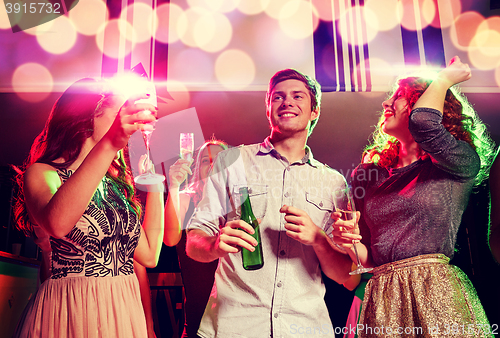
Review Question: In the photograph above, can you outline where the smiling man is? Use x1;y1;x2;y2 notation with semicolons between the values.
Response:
186;69;352;338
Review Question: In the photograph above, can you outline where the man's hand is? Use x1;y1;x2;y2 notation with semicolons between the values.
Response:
214;219;260;257
280;205;322;246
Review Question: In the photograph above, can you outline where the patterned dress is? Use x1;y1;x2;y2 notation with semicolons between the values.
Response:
15;169;147;338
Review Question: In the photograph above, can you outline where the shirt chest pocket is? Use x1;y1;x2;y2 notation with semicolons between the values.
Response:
305;192;334;229
233;184;268;219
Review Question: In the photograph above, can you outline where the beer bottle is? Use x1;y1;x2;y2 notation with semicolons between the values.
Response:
239;187;264;270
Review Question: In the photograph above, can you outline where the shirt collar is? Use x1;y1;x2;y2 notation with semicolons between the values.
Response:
258;137;319;168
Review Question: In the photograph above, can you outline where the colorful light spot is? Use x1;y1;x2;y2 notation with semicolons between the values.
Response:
12;63;53;102
449;11;485;51
237;0;270;16
215;49;255;90
121;3;154;43
278;0;318;39
69;0;109;36
95;19;134;58
36;16;77;54
194;12;232;52
154;3;185;44
365;0;399;32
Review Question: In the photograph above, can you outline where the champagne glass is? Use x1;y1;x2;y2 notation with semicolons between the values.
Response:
134;82;165;185
180;133;194;161
333;186;373;275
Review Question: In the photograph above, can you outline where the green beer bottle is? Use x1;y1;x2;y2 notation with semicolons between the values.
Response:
239;187;264;270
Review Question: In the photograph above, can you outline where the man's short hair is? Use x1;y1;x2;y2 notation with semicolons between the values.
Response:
266;69;322;136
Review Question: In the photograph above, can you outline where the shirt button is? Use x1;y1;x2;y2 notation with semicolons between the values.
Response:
274;313;279;318
286;167;291;171
319;201;323;207
279;250;286;256
284;192;290;198
277;282;282;287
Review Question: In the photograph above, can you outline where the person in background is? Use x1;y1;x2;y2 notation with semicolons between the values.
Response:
333;57;495;337
163;138;228;337
342;266;371;338
12;78;164;337
489;147;500;263
186;69;352;338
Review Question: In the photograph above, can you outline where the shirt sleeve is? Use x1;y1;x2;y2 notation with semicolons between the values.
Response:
186;150;232;236
409;107;480;180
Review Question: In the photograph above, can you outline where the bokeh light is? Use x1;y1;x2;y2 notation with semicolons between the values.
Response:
251;15;314;71
215;49;255;90
468;29;500;70
69;0;109;36
310;0;334;21
359;58;396;90
122;2;155;43
265;0;295;19
0;2;18;29
237;0;270;15
36;16;77;54
420;0;436;28
364;0;399;31
153;3;185;44
187;0;240;13
449;11;485;51
12;63;53;102
338;6;379;46
278;0;318;39
495;66;500;88
475;18;500;59
430;0;461;28
96;19;135;58
194;12;232;52
397;0;435;31
178;7;210;48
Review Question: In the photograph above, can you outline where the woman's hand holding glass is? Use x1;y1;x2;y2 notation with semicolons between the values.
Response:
168;159;193;190
331;210;361;249
332;186;373;275
104;93;157;151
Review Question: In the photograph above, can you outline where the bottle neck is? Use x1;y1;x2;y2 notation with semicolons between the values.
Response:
239;188;253;218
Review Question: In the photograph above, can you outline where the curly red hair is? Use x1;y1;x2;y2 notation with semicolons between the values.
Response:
364;76;495;185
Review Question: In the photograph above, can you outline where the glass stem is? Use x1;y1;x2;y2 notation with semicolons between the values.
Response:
352;241;362;266
143;132;152;174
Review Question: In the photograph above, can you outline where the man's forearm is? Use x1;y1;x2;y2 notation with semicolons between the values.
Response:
313;233;352;284
186;229;221;263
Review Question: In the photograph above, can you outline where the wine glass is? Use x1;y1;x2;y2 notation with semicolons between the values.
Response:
133;82;165;185
180;133;194;161
333;186;373;275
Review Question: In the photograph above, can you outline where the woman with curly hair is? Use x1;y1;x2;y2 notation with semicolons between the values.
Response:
334;56;495;337
13;78;164;337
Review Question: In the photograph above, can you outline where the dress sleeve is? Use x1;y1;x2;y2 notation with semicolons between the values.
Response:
409;107;480;179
